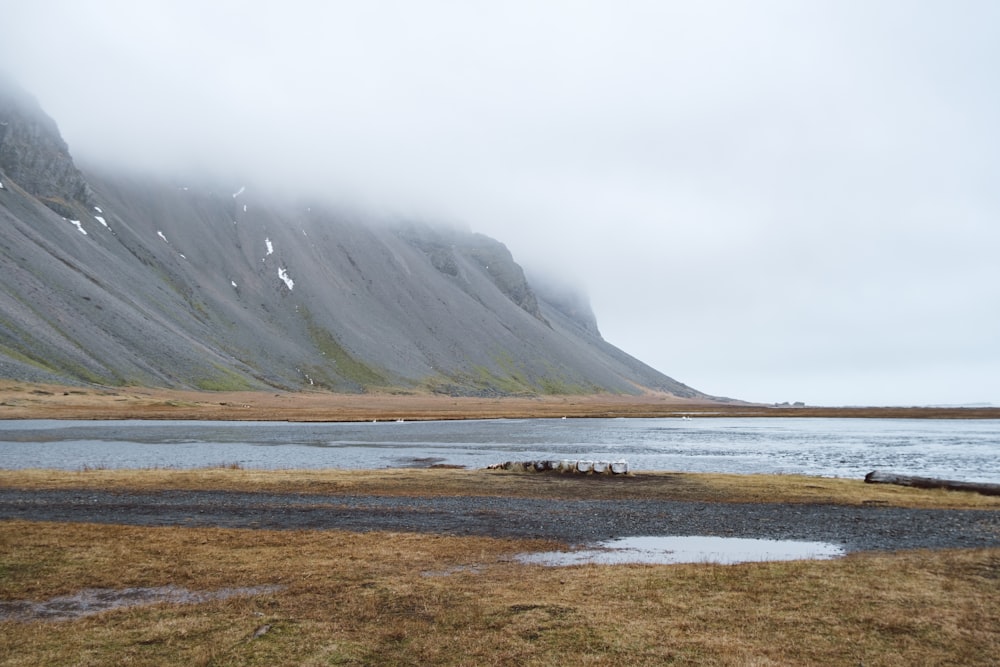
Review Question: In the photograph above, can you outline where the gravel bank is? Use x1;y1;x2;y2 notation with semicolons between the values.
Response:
2;489;998;552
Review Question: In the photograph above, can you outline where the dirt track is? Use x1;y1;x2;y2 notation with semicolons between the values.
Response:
3;488;999;553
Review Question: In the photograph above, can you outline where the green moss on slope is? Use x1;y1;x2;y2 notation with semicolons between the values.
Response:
193;363;256;391
301;308;388;389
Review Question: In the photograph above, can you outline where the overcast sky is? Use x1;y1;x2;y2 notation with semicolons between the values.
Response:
2;0;998;406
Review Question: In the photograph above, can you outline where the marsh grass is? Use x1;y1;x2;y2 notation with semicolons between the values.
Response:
1;520;998;666
2;470;998;663
2;467;999;509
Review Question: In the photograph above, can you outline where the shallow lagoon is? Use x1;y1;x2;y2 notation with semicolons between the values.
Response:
1;417;998;483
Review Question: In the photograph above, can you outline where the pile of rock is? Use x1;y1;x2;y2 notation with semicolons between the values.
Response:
487;459;629;475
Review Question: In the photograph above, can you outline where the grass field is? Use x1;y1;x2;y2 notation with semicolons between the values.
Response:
1;520;998;666
3;381;999;421
2;385;999;664
3;467;1000;509
2;468;999;665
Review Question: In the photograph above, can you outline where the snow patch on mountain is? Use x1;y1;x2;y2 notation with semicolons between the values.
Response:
68;220;86;235
278;267;294;290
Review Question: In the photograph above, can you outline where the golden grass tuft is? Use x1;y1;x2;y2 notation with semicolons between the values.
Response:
2;467;1000;509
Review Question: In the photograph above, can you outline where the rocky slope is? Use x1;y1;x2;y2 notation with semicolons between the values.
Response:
0;79;711;399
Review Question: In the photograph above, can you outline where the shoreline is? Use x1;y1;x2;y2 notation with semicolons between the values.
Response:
2;382;999;421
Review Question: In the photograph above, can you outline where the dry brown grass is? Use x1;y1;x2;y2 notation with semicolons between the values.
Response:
2;467;999;509
2;381;999;421
1;520;998;666
3;383;998;663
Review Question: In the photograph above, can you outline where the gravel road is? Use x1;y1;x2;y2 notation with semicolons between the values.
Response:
2;488;999;553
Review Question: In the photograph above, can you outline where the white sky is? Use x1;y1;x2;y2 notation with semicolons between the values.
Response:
1;0;998;406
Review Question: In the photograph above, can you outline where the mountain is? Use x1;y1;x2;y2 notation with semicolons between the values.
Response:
0;79;713;399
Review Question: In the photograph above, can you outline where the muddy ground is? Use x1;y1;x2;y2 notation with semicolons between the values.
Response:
2;487;998;553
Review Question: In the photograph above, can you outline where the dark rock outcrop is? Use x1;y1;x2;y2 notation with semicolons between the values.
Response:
399;223;546;322
0;77;92;218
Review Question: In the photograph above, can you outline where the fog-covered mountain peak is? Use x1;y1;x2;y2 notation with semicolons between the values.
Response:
0;83;711;400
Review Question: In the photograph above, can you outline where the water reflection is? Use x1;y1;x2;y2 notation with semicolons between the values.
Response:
0;585;283;622
517;535;845;566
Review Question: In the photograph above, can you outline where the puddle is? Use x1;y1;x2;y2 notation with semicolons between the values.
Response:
0;585;283;622
517;536;845;566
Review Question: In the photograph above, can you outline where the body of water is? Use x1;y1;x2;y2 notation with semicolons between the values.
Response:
516;536;846;566
0;417;998;482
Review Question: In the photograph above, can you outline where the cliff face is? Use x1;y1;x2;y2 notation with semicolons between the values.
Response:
0;81;710;399
400;225;545;322
0;78;92;218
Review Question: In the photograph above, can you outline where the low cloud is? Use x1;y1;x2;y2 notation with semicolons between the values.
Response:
2;0;998;405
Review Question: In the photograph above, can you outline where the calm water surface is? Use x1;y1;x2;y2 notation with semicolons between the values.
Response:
517;536;846;566
0;417;998;482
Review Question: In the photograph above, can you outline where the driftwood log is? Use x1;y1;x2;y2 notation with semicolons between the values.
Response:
864;470;1000;496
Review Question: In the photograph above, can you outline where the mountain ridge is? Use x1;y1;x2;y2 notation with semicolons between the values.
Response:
0;79;717;401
